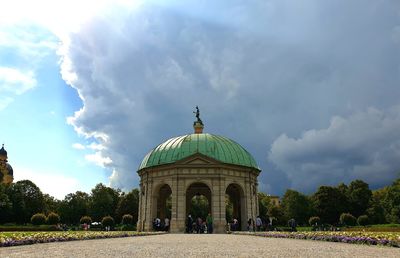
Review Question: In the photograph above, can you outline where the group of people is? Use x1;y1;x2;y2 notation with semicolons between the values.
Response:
186;213;213;234
153;217;170;232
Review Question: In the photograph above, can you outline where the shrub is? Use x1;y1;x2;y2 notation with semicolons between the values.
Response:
309;216;320;226
80;216;92;225
122;214;134;225
120;224;136;231
31;213;47;225
357;215;369;226
102;216;115;228
340;213;357;226
47;212;60;225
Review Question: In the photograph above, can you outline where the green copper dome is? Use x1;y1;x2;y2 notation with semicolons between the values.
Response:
139;133;259;170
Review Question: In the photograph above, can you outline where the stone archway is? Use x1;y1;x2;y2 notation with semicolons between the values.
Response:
186;182;212;220
151;183;172;229
226;183;246;231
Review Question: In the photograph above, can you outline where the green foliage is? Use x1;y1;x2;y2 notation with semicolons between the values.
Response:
348;180;372;217
120;224;136;231
309;216;320;226
383;179;400;223
340;213;357;226
89;184;121;221
258;192;271;221
46;212;60;225
80;216;92;225
0;184;12;223
121;214;134;225
43;194;60;214
225;194;233;222
189;195;209;220
357;215;369;226
59;191;90;224
115;189;139;224
281;189;311;225
367;188;387;224
31;213;47;225
312;186;348;224
267;205;285;225
102;216;115;227
7;180;45;224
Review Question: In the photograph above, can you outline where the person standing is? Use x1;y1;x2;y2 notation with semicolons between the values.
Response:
206;213;213;234
164;217;170;232
186;214;193;233
256;216;262;231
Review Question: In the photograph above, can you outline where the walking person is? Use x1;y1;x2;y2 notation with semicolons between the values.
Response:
206;213;213;234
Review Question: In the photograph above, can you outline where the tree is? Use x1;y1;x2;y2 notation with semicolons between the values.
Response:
348;180;372;217
309;216;320;227
312;186;348;224
115;189;139;224
31;213;46;225
43;194;60;214
102;216;115;228
339;213;356;226
281;189;311;225
89;184;121;221
0;183;12;223
80;216;92;225
7;180;45;223
122;214;134;225
58;191;90;224
47;212;60;225
357;215;369;226
367;188;387;224
267;204;284;226
258;192;271;222
383;178;400;223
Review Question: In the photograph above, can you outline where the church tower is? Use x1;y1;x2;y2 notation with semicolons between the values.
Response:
0;144;14;184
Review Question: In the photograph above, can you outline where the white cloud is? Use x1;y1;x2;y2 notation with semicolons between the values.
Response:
85;151;112;167
269;106;400;192
57;0;400;194
72;143;85;150
0;67;37;95
13;166;82;200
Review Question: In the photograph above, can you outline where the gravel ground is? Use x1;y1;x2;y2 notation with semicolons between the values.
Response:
1;234;399;258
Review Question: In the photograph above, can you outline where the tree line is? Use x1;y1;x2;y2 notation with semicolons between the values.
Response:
1;177;399;227
258;178;400;227
0;180;138;225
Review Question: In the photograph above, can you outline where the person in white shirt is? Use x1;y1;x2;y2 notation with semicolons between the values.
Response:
164;217;170;232
256;216;262;231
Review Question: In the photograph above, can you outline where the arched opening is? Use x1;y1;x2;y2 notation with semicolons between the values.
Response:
226;183;245;231
186;182;211;233
152;184;172;231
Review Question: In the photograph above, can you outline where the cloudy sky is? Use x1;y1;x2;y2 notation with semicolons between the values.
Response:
1;0;400;199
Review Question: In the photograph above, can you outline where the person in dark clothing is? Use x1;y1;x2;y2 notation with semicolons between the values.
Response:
186;214;193;233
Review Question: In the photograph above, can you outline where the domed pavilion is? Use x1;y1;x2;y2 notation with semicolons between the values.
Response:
137;108;261;233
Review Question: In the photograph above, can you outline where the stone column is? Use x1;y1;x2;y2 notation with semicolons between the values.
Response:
212;175;226;233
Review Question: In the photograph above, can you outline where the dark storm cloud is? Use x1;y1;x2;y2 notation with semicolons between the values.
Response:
61;0;400;194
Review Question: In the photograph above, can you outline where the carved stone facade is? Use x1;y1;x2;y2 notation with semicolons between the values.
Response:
137;153;260;233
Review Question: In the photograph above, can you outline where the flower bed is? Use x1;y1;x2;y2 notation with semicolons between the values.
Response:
0;231;165;247
233;231;400;248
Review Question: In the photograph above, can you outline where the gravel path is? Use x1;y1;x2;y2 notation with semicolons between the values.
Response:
1;234;399;258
